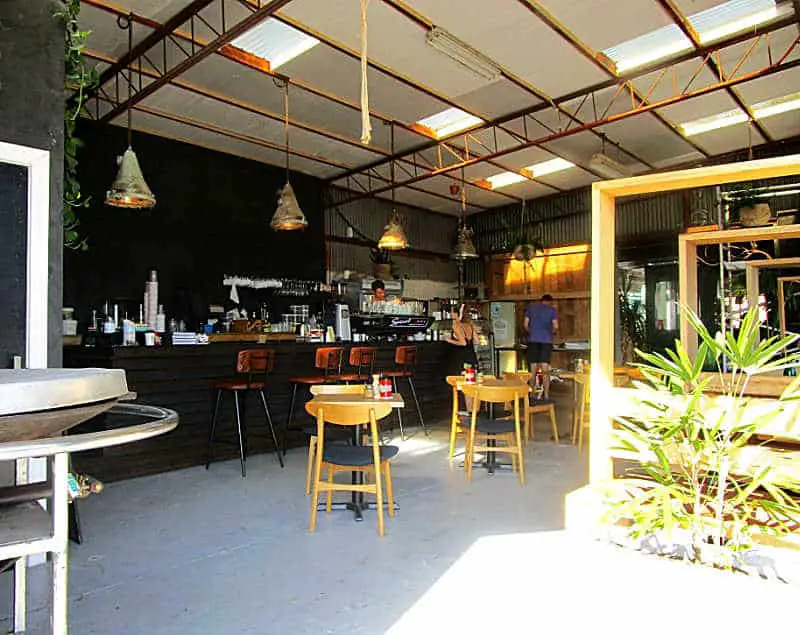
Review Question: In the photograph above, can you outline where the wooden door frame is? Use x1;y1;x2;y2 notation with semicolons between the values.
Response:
590;154;800;484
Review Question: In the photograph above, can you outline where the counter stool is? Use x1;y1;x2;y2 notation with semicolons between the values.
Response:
205;348;284;478
382;345;427;440
337;346;378;383
283;347;344;456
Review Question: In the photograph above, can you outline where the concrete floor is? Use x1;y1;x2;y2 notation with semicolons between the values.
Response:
1;417;586;635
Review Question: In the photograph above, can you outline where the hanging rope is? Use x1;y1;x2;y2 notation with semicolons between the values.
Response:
359;0;372;145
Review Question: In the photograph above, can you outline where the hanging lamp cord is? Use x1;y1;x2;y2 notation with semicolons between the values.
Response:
390;122;396;207
284;82;290;181
460;168;467;228
125;15;133;148
360;0;372;144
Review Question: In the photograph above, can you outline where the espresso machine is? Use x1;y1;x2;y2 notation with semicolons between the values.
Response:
334;303;352;341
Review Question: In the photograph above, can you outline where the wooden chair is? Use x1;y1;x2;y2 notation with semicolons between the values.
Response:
305;399;397;537
461;383;526;485
446;375;496;460
337;346;378;383
503;371;558;444
303;384;366;495
573;371;590;452
283;347;344;455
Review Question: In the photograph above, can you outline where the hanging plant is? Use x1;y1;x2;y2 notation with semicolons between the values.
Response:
56;0;97;250
509;200;545;261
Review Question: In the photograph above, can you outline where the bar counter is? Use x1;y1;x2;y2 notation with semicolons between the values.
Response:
64;341;452;481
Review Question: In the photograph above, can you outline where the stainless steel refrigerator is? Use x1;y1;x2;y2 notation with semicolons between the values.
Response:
490;302;518;374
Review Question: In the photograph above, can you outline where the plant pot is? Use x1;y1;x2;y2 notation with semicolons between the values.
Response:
373;263;391;280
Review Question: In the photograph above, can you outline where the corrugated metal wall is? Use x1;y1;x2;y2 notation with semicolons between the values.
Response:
469;187;718;253
325;186;459;282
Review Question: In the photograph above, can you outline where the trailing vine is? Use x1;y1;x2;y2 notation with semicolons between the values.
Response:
56;0;97;250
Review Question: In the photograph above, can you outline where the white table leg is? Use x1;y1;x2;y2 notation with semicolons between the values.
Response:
12;555;27;633
51;453;69;635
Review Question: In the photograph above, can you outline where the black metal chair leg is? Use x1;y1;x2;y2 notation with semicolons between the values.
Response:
69;499;83;545
283;383;298;456
408;376;428;436
392;377;405;441
240;393;249;458
205;388;222;469
259;390;284;468
233;391;246;478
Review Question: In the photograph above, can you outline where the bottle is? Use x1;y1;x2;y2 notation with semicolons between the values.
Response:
103;314;116;334
155;304;166;333
146;270;158;328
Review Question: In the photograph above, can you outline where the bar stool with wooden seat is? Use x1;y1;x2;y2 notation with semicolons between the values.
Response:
305;398;398;537
462;382;526;485
205;348;284;478
503;371;559;444
382;345;427;439
283;346;343;455
337;346;378;383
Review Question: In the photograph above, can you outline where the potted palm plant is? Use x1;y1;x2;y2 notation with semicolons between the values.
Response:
605;307;800;571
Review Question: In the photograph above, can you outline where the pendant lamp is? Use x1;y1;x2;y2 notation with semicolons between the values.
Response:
105;17;155;209
451;169;478;260
378;209;409;250
377;127;408;250
271;82;307;231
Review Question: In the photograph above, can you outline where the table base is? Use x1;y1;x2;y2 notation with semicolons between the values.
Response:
316;500;400;522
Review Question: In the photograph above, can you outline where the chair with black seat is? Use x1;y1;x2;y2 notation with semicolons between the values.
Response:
206;348;284;477
461;382;526;485
503;371;559;444
305;398;398;537
283;347;343;455
337;346;378;383
302;384;367;495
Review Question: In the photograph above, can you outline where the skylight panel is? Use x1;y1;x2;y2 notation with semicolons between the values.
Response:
530;158;575;177
481;158;575;190
691;0;787;44
679;90;800;136
603;0;785;73
414;108;483;138
603;26;691;74
484;171;528;189
231;19;319;70
680;109;749;136
751;91;800;119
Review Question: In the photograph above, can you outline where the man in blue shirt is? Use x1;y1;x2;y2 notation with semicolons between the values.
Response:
523;294;558;402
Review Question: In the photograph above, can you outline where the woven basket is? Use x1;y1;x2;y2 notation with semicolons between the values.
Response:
739;203;771;227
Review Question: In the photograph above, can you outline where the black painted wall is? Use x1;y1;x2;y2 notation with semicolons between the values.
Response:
64;120;326;328
0;0;65;367
0;165;27;366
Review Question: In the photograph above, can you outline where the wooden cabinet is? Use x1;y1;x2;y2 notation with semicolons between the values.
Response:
485;245;591;351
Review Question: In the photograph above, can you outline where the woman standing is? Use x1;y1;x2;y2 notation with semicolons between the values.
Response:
446;304;479;411
446;304;478;373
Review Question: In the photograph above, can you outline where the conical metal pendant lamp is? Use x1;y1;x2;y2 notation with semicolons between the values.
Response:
105;17;155;209
271;82;307;231
378;209;409;250
377;125;408;250
451;169;478;260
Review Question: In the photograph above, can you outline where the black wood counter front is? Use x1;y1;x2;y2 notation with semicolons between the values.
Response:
64;341;452;481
